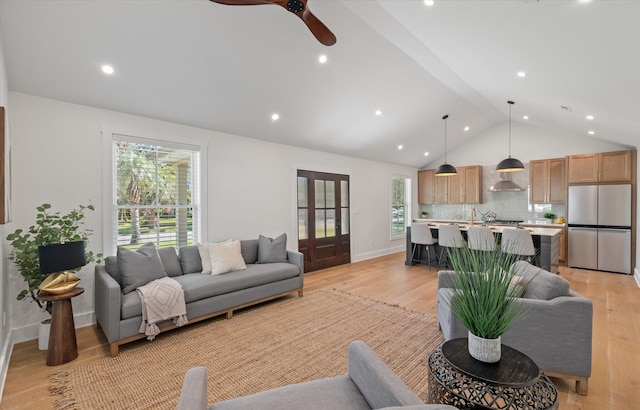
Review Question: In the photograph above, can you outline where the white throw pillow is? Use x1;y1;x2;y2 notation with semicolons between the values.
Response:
197;243;213;274
208;240;247;275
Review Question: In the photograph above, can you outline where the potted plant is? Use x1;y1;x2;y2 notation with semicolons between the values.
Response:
6;203;102;348
543;213;556;224
421;211;429;218
441;244;529;363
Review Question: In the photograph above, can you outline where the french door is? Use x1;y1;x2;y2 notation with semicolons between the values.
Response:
297;170;350;272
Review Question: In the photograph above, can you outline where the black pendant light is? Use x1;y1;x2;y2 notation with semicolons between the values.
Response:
435;114;457;176
496;100;524;172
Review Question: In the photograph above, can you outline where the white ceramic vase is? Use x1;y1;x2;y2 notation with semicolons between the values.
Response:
468;331;501;363
38;320;51;351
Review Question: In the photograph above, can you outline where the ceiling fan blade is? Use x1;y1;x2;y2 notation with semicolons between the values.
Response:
300;9;337;46
209;0;277;5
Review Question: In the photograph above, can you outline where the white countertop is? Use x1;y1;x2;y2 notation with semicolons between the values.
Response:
412;219;562;237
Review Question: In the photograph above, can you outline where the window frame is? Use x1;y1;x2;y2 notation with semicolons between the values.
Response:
102;126;208;256
391;174;411;239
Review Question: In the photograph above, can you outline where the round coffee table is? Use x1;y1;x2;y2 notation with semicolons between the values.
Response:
427;338;558;409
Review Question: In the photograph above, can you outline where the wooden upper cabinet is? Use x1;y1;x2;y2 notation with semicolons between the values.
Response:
462;165;483;204
599;150;633;182
418;169;434;204
568;150;634;184
530;158;566;204
418;166;482;204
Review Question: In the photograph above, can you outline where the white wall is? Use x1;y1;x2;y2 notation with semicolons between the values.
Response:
5;92;417;342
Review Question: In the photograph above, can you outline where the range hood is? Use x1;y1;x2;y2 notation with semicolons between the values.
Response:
488;172;525;192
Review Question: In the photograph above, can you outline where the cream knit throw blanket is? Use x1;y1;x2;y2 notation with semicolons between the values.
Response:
136;276;188;340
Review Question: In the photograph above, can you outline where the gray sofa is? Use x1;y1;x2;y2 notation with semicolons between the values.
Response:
95;239;304;356
437;261;592;395
177;341;458;410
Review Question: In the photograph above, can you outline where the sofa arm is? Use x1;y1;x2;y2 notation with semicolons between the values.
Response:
348;341;424;408
94;265;122;344
437;270;457;290
287;250;304;275
177;366;208;410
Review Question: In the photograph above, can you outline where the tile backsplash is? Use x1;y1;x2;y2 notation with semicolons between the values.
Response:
419;165;566;222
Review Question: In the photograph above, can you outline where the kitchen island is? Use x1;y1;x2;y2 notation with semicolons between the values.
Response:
406;220;562;273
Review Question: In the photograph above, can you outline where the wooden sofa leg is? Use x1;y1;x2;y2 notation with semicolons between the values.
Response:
110;343;119;357
226;311;233;320
576;377;589;395
298;289;304;297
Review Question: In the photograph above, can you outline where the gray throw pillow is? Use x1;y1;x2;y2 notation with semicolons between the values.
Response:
179;245;203;274
158;247;183;277
258;233;288;263
117;243;167;294
104;255;121;285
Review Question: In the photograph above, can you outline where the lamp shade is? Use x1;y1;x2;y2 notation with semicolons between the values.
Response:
496;157;525;172
38;241;86;274
435;163;458;176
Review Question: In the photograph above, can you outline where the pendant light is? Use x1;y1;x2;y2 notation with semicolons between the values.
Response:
435;114;457;176
496;100;524;172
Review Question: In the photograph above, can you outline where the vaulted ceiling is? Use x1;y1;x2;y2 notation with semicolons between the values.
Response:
1;0;638;168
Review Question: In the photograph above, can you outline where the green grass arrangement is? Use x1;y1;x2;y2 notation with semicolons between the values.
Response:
442;244;529;340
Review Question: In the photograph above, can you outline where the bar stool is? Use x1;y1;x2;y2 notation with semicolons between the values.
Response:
467;226;497;252
437;224;466;268
501;228;537;265
410;223;439;267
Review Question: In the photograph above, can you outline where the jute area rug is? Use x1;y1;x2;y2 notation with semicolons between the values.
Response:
50;288;444;409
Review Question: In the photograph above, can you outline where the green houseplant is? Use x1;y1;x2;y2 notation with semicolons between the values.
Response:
442;244;530;362
6;203;102;313
543;213;556;223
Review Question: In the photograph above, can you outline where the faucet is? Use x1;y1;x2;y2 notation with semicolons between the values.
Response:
470;208;476;225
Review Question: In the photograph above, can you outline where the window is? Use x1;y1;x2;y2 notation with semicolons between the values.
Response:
392;176;411;236
110;134;201;252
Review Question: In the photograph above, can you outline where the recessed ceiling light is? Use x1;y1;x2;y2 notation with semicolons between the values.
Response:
318;54;328;64
578;0;592;3
375;109;382;116
523;115;529;120
586;115;595;120
588;130;595;135
271;113;280;121
424;152;430;156
101;65;114;75
517;71;527;78
424;0;435;6
464;126;470;131
397;145;403;150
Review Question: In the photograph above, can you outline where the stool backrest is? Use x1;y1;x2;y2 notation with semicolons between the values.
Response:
411;223;436;245
438;224;466;248
501;228;535;256
467;226;497;251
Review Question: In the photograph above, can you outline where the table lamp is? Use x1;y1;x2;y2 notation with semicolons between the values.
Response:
38;241;87;295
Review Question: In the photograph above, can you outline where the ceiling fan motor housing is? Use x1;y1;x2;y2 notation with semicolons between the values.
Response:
287;0;305;13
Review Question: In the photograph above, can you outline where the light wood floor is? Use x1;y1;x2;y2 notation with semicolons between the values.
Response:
2;252;639;409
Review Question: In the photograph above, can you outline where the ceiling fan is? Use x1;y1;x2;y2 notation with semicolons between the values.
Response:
209;0;337;46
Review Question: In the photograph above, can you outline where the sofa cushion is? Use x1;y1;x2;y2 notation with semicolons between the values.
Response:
258;233;288;263
240;239;258;264
179;245;203;274
104;255;121;285
512;261;570;300
175;263;300;304
118;243;167;294
209;376;371;410
208;240;247;275
158;247;183;277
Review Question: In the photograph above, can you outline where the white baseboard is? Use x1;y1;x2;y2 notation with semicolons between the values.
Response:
352;246;405;263
10;311;96;345
634;267;640;288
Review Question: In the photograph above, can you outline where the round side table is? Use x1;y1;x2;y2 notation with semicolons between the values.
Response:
427;338;558;409
37;287;84;366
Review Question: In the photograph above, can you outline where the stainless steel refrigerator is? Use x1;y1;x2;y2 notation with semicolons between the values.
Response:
567;184;632;274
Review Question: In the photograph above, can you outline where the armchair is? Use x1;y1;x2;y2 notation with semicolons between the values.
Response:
437;261;592;395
